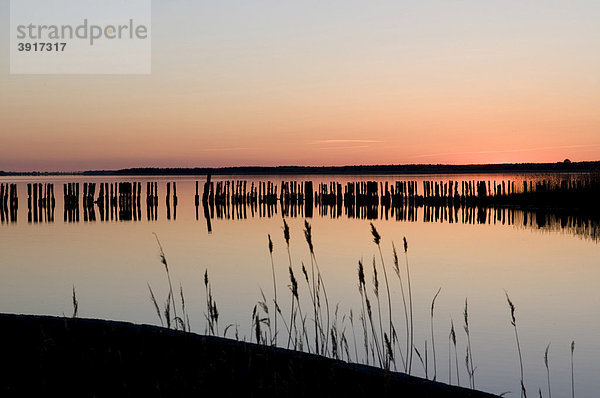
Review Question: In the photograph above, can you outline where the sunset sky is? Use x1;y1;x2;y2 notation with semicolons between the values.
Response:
1;0;599;171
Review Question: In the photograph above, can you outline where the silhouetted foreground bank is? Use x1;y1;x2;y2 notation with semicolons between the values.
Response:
0;314;498;397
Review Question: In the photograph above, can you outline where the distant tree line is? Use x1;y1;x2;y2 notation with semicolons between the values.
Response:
2;160;599;176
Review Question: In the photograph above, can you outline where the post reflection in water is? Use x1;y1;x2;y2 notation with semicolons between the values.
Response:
199;192;599;242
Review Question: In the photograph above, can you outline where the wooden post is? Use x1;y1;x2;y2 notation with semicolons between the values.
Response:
166;182;171;206
173;182;177;205
154;182;158;206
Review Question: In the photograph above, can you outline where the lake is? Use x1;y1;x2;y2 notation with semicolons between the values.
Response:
1;173;598;397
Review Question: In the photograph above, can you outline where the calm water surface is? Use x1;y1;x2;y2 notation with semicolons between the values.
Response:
1;174;598;397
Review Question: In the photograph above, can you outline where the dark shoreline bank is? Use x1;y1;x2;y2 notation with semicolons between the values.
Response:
2;160;599;176
0;314;498;397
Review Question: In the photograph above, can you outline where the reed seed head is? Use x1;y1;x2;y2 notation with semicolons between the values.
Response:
431;287;441;317
268;234;273;254
370;223;381;245
255;311;261;343
180;283;186;308
72;285;78;318
372;256;379;296
289;266;298;299
259;289;269;314
301;263;309;283
365;296;372;318
385;333;394;362
544;343;550;369
464;298;470;332
212;301;219;322
303;220;313;253
392;243;399;275
571;340;575;354
450;320;457;346
403;237;408;253
505;291;516;326
283;219;290;246
358;260;365;289
153;233;169;272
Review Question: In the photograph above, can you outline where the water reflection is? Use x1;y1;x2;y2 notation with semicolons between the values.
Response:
1;175;598;397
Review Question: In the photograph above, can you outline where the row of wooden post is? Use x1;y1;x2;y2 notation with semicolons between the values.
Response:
2;176;597;225
1;183;18;209
0;183;18;223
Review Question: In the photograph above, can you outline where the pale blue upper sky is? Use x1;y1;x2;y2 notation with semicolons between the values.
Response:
1;0;599;170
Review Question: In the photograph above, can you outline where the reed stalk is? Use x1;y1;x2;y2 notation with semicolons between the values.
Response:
403;237;414;375
285;265;310;351
204;269;219;336
294;290;311;352
544;343;551;398
372;256;387;369
392;243;409;372
357;259;383;368
287;266;296;349
180;283;190;331
358;260;370;364
466;349;471;388
72;285;78;318
464;298;475;388
349;310;359;364
425;340;429;378
370;223;394;369
164;290;172;329
451;320;460;386
448;323;452;384
268;234;277;345
301;262;320;353
339;315;351;363
282;220;298;349
330;305;340;359
296;219;319;353
305;221;330;355
252;305;262;344
274;300;291;345
365;294;384;367
505;291;525;398
385;332;395;370
430;287;441;381
147;283;163;326
414;343;427;377
571;340;575;398
258;289;273;344
154;233;178;326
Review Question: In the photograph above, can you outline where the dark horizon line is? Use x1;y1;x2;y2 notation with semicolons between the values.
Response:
1;160;599;176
